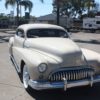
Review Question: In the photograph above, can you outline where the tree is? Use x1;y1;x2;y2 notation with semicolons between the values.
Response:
55;0;60;25
53;0;71;25
5;0;18;23
84;0;96;17
5;0;33;25
53;0;97;19
5;0;43;25
19;0;33;16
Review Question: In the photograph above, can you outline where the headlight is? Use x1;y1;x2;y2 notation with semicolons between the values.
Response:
38;63;47;73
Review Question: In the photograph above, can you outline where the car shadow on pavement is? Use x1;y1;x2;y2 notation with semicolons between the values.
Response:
27;84;100;100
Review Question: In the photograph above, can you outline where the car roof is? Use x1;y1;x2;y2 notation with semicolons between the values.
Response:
18;23;66;32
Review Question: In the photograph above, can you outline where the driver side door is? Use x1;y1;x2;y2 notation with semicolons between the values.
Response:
14;29;25;47
13;29;25;71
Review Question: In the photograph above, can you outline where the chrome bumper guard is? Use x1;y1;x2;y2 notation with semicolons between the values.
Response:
28;75;100;91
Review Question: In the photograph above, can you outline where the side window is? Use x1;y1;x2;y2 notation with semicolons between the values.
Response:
16;29;25;38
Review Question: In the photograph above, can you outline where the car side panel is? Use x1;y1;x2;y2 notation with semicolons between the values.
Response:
12;47;49;80
14;35;25;47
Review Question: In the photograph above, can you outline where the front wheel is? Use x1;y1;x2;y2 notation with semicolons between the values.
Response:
22;65;30;90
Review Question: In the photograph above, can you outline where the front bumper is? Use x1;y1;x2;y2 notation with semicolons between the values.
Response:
28;75;100;91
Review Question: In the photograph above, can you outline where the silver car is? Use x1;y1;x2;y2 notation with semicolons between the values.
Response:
9;23;100;91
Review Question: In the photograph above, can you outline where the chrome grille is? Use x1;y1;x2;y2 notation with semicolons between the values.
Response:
48;67;94;82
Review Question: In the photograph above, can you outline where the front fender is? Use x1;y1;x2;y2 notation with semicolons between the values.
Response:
81;48;100;73
13;47;48;79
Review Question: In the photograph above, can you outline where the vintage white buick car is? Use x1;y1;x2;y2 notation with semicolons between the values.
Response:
9;23;100;91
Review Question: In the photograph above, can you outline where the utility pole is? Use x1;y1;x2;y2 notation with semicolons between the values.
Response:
56;0;60;25
16;0;20;26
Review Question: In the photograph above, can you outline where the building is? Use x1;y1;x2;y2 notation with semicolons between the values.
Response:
36;14;73;29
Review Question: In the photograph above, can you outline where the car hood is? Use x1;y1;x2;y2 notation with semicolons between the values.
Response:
24;38;86;67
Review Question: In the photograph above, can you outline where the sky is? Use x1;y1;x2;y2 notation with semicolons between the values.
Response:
0;0;100;17
0;0;53;17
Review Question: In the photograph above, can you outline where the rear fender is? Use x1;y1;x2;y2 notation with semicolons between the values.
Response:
9;37;14;55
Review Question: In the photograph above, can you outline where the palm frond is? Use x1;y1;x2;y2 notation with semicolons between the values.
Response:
5;0;16;9
19;0;33;13
40;0;44;3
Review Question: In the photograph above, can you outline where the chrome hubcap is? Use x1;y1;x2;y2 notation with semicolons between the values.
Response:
23;65;30;89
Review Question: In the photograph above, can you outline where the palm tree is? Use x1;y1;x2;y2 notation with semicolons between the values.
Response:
5;0;33;25
5;0;16;8
19;0;33;17
5;0;19;25
5;0;43;25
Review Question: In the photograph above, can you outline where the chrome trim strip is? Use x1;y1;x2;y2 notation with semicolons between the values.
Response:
10;55;20;73
28;75;100;90
49;66;94;75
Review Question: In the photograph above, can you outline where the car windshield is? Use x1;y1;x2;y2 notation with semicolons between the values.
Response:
27;29;68;38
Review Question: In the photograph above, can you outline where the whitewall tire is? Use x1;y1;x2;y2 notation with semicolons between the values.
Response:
23;65;30;89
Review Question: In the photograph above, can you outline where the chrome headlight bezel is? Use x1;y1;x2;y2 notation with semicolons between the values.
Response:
38;63;47;73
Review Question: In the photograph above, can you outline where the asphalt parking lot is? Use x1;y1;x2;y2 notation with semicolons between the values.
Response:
0;31;100;100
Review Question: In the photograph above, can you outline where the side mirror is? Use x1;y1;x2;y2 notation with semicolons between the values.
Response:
17;32;24;38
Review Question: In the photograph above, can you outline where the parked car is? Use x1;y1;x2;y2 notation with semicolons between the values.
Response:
9;23;100;91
